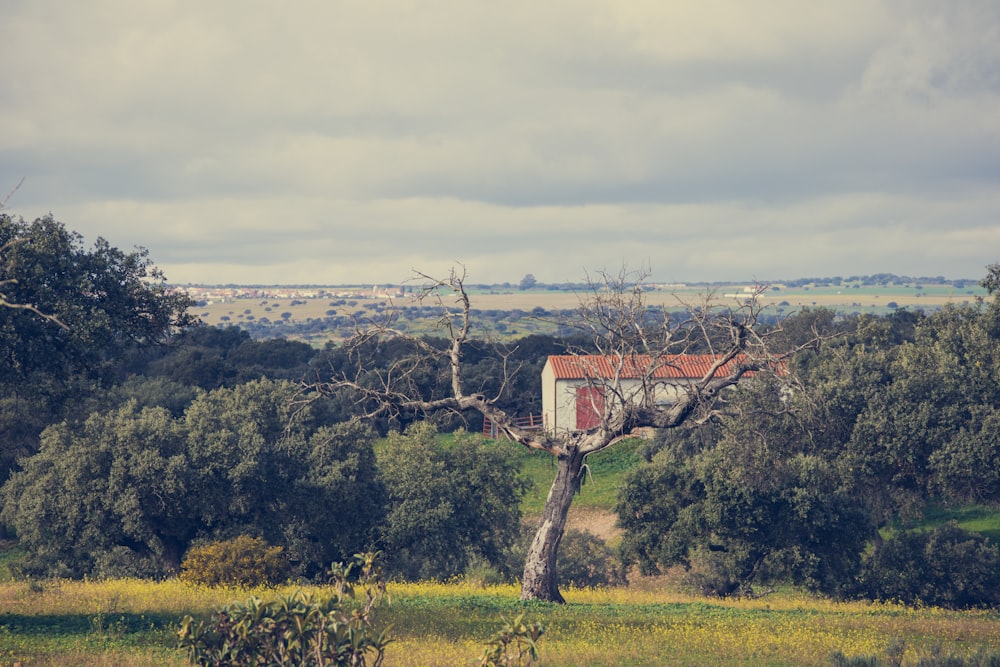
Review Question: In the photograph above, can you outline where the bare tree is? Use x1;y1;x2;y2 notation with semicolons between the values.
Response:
305;266;794;602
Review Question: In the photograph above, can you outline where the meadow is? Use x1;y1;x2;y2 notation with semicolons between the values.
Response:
1;577;999;666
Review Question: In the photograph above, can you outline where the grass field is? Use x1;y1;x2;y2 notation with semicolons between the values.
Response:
2;577;999;666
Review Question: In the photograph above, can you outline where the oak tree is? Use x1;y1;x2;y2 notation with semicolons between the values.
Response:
0;213;194;386
0;213;195;489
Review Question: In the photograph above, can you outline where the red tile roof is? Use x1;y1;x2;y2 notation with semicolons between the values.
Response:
545;354;750;380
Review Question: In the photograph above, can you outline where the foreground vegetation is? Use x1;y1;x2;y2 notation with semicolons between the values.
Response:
1;577;999;666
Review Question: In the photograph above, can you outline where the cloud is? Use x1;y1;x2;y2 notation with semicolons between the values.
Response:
1;1;998;285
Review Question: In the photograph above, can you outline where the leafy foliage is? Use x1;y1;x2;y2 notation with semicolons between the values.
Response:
1;380;385;578
376;423;529;581
619;288;1000;601
134;325;317;390
0;214;195;487
855;523;1000;609
478;613;545;667
0;213;193;387
618;415;870;597
180;535;290;587
1;400;193;577
178;552;391;666
553;529;627;589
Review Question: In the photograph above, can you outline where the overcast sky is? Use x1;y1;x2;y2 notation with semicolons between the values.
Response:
2;1;998;285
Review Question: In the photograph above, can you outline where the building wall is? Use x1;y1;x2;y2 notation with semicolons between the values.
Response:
541;362;558;432
542;359;694;435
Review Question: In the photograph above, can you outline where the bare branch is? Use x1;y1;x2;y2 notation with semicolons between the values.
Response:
0;177;25;210
302;267;559;454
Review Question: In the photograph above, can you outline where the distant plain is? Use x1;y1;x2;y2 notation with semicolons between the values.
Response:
190;280;987;333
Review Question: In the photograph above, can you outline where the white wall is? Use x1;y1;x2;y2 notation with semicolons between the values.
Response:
541;364;694;435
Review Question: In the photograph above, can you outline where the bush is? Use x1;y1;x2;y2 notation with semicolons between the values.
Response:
377;424;528;581
558;530;627;588
463;552;506;587
180;535;289;587
856;523;1000;609
680;547;746;598
478;613;545;667
178;552;390;666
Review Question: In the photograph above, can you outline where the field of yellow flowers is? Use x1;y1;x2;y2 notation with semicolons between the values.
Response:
0;577;998;666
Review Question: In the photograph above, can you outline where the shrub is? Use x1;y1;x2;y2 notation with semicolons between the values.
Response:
680;547;745;598
463;552;506;587
178;552;390;666
558;530;626;588
856;523;1000;609
180;535;289;587
377;424;528;581
478;613;545;667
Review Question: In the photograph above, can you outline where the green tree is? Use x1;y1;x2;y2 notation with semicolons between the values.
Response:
836;303;1000;521
0;214;193;386
0;401;191;576
377;423;528;581
182;380;385;575
1;379;384;578
856;523;1000;609
618;385;870;597
0;214;194;489
132;325;317;391
618;278;1000;597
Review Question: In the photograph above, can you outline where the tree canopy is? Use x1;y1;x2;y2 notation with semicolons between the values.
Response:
1;379;384;578
0;214;194;386
617;294;1000;605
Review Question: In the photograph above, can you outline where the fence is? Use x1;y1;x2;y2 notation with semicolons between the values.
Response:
482;414;545;439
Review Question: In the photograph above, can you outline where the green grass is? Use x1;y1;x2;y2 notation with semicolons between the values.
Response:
513;438;643;515
1;579;998;666
373;429;642;516
918;504;1000;542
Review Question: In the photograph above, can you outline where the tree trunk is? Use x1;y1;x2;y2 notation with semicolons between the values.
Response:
520;446;585;602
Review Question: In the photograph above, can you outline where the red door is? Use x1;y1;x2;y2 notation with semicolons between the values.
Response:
575;386;605;430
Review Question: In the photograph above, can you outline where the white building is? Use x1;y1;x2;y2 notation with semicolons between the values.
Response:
540;354;748;434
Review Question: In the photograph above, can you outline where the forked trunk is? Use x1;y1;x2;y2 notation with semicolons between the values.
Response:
520;447;585;603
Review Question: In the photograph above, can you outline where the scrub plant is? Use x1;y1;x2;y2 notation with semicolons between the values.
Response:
177;552;391;666
478;613;545;667
179;535;289;588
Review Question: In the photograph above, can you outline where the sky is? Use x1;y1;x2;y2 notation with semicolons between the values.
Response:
1;1;999;286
